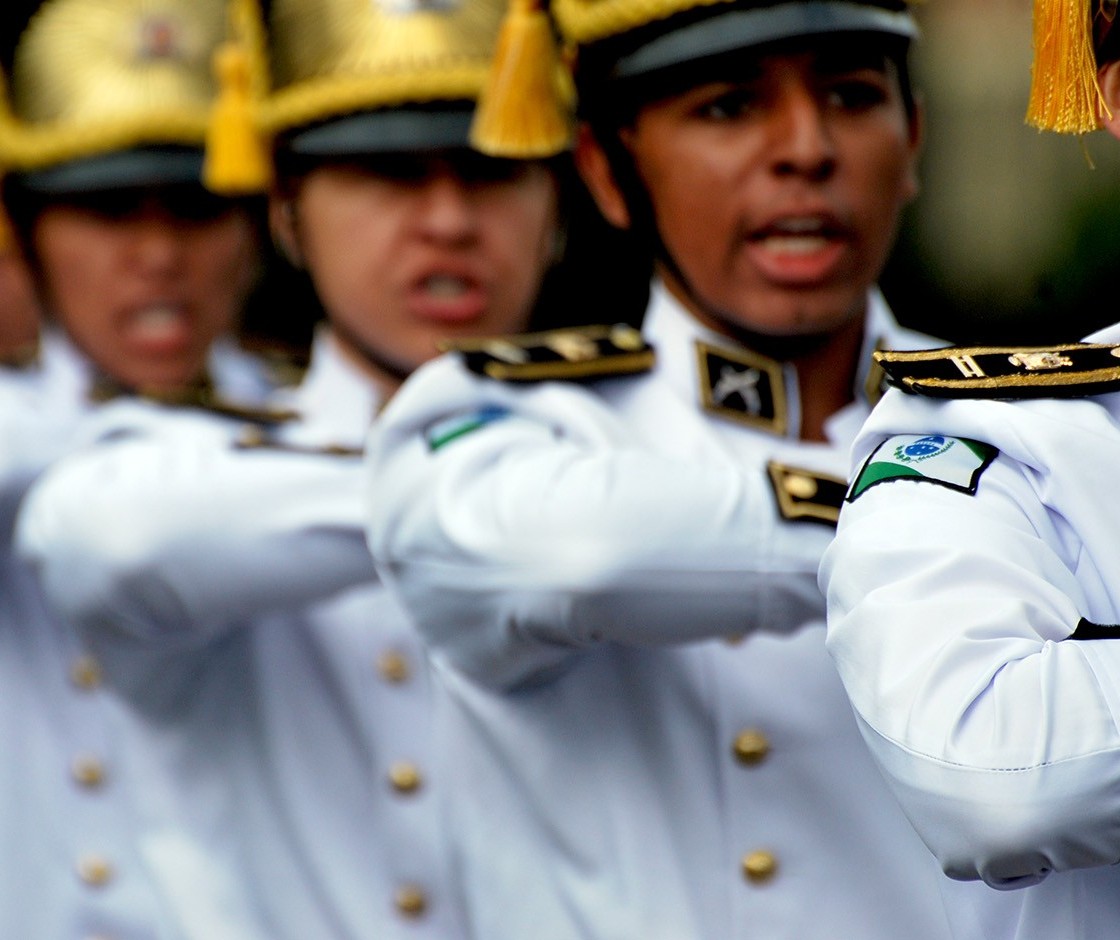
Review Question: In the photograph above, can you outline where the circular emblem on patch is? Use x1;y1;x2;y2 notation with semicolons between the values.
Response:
894;435;951;463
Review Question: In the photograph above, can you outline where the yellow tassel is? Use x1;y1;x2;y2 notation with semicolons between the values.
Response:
470;0;573;159
203;41;273;194
1027;0;1106;133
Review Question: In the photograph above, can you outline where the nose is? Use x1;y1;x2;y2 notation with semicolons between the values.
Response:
770;84;837;183
416;170;478;246
127;214;186;277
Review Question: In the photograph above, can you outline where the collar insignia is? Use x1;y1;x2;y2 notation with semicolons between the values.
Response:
767;461;846;526
696;341;786;435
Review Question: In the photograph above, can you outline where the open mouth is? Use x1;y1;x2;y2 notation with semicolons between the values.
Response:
752;217;841;253
746;215;847;284
408;272;488;323
124;305;191;349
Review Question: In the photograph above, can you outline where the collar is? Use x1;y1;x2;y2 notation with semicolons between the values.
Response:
642;280;921;440
275;327;385;449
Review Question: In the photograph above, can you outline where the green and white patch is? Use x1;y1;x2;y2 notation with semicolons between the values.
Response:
848;434;998;501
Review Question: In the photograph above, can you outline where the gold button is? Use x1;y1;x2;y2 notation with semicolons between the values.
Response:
70;656;102;690
76;854;114;887
784;473;819;500
388;762;423;794
742;850;778;884
71;755;107;789
377;651;411;684
394;884;427;917
732;729;771;766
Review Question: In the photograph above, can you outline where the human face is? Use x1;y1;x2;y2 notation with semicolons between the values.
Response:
275;152;559;384
33;188;258;391
583;39;920;340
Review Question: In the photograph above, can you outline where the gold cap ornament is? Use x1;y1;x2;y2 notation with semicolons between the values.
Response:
0;0;269;194
262;0;571;158
552;0;918;79
1027;0;1117;134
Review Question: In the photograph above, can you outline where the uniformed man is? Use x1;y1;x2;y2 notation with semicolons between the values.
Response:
819;2;1120;937
358;0;982;937
17;0;572;936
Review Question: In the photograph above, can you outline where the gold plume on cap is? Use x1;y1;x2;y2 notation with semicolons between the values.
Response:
2;0;233;172
1027;0;1108;133
262;0;508;136
470;0;574;157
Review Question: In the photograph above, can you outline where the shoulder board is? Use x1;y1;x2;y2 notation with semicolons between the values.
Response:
141;389;300;426
767;461;846;527
876;344;1120;399
234;425;362;458
90;378;300;425
444;324;654;383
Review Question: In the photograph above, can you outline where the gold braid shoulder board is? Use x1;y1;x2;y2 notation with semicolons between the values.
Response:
444;324;655;383
876;344;1120;399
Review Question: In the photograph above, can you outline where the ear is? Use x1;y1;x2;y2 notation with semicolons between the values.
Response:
902;93;925;204
573;123;631;230
268;191;304;267
1100;60;1120;140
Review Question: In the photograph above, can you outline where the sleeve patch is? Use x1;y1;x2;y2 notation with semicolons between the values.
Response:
847;434;998;501
427;406;511;451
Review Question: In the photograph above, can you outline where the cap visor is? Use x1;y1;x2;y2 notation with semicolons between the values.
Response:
16;148;204;194
284;108;476;157
614;1;917;78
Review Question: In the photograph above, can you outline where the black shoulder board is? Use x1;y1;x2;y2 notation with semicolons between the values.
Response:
444;324;654;383
876;344;1120;399
142;389;300;426
234;425;362;457
90;377;300;425
767;461;846;527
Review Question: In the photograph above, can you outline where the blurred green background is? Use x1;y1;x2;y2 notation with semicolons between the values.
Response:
883;0;1120;344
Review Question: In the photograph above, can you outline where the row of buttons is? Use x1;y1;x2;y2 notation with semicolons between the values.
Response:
381;650;432;920
71;654;118;897
734;728;778;885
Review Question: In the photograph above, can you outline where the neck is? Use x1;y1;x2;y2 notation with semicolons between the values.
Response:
327;320;408;403
662;277;866;442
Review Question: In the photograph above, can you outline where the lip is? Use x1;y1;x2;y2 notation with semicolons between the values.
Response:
743;210;851;287
405;267;490;324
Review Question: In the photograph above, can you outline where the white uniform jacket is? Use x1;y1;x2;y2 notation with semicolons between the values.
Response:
0;330;279;939
821;320;1120;939
17;331;462;939
364;282;959;940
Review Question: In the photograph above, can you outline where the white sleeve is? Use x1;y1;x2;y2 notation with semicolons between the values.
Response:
16;405;374;646
366;358;830;689
0;381;82;536
822;436;1120;889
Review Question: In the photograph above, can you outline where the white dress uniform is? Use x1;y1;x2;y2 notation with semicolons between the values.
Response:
17;329;462;939
0;329;281;939
820;321;1120;940
364;281;959;939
